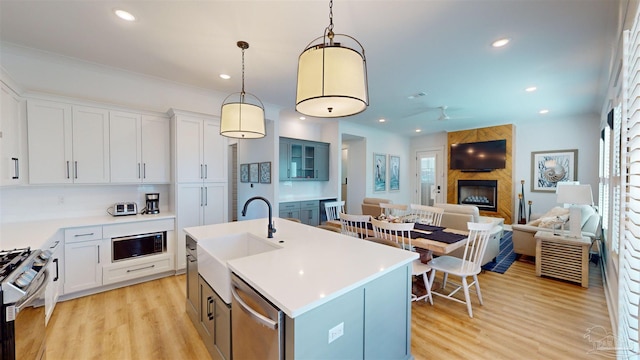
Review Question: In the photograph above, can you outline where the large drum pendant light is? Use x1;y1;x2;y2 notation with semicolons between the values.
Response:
296;0;369;118
220;41;266;139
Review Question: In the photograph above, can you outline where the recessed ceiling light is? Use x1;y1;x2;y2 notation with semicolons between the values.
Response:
114;9;136;22
491;38;510;48
525;86;537;92
539;109;549;114
415;129;422;133
379;118;385;123
299;116;306;120
219;74;231;80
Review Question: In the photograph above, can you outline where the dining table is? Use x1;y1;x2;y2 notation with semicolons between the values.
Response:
324;219;469;257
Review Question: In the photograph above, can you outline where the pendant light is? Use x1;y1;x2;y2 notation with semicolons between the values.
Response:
220;41;266;139
295;0;369;118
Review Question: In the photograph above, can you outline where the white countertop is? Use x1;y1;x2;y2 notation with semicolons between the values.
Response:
186;218;417;318
1;213;176;250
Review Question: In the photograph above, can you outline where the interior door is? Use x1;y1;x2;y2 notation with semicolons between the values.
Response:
416;150;444;205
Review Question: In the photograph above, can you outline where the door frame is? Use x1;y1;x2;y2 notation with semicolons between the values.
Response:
414;147;445;205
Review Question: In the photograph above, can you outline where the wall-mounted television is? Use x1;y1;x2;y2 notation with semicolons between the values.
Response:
449;139;507;171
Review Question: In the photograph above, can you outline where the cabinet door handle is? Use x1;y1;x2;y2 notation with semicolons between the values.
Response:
11;158;18;179
204;187;208;206
97;245;100;264
204;164;208;179
207;296;214;320
66;161;70;179
200;187;203;207
53;258;59;282
200;164;204;179
74;161;78;179
143;163;146;179
186;254;197;263
126;264;155;273
74;232;95;237
315;170;318;178
138;163;141;179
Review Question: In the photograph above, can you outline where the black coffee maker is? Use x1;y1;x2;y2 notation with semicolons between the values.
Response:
144;193;160;214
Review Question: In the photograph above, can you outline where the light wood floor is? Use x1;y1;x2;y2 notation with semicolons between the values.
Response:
46;259;611;360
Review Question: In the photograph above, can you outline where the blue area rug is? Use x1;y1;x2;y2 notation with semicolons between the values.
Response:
482;230;516;274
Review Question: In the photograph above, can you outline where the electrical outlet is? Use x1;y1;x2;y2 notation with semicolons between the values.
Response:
328;322;344;344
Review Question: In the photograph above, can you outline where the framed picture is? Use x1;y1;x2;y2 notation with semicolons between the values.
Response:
389;155;400;191
259;162;271;184
240;164;249;183
531;149;578;192
249;163;259;183
374;153;387;192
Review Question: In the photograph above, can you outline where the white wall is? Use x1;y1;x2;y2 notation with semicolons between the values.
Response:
339;121;412;207
513;115;600;217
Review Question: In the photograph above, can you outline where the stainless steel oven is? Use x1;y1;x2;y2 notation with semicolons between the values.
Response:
112;231;166;262
1;248;51;360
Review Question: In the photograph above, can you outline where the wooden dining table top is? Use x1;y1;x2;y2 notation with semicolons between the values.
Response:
325;220;468;255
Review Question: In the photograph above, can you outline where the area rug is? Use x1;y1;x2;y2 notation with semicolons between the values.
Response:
482;230;516;274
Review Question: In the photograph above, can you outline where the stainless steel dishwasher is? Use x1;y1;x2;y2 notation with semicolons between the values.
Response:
231;272;284;360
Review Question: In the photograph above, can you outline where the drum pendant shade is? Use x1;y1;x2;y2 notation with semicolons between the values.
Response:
220;41;266;139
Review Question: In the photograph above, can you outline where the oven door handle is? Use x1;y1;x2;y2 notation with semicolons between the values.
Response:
15;270;49;313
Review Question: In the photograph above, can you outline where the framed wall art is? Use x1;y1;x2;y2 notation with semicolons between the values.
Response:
531;149;578;192
374;153;387;192
389;155;400;191
240;164;249;183
259;161;271;184
249;163;259;183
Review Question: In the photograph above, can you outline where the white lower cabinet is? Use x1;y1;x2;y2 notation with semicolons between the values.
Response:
63;238;106;294
102;254;172;285
44;233;64;325
62;218;175;296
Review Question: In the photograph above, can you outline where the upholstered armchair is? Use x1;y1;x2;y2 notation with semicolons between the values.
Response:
361;197;392;217
511;205;600;257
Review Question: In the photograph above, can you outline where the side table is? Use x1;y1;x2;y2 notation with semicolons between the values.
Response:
534;231;591;288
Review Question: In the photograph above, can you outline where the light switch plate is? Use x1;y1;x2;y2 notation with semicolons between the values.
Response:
328;322;344;344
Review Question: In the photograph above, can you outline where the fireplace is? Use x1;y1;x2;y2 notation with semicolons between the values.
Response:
457;180;498;212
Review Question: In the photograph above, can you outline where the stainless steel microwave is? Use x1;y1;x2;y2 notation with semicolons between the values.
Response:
112;231;166;262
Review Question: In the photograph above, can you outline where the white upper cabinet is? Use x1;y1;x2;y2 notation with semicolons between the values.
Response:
174;112;227;183
27;99;110;184
0;82;25;186
110;111;170;184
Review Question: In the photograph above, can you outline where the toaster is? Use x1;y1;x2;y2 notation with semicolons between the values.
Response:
113;202;138;216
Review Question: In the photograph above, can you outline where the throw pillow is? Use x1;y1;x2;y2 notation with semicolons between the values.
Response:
528;207;570;227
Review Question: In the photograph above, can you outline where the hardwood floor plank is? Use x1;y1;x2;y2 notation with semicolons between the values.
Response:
46;259;610;359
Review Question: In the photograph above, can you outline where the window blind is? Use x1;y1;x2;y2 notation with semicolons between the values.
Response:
621;17;640;355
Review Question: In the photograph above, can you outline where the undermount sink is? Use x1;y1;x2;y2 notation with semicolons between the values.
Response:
197;232;281;304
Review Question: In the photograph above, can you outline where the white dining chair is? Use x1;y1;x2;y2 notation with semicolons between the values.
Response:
324;201;345;222
408;204;444;226
427;222;499;318
367;219;432;304
379;203;409;218
370;218;414;251
339;213;371;238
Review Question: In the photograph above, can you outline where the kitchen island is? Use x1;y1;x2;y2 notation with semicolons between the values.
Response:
185;217;417;359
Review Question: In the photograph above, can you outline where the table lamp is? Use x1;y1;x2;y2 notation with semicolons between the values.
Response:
556;184;593;238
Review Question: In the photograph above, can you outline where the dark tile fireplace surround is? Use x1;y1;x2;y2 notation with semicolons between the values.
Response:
457;180;498;212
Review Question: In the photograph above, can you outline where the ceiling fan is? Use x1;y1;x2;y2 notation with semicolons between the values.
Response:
438;106;451;121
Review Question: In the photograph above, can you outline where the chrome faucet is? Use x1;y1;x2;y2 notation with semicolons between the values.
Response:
241;196;276;238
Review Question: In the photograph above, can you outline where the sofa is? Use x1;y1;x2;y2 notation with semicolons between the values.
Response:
511;205;600;257
433;203;502;265
361;197;392;217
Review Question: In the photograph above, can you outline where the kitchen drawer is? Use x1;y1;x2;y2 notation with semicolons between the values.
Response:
280;202;300;211
102;254;171;285
64;226;103;243
102;218;174;238
300;200;319;209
